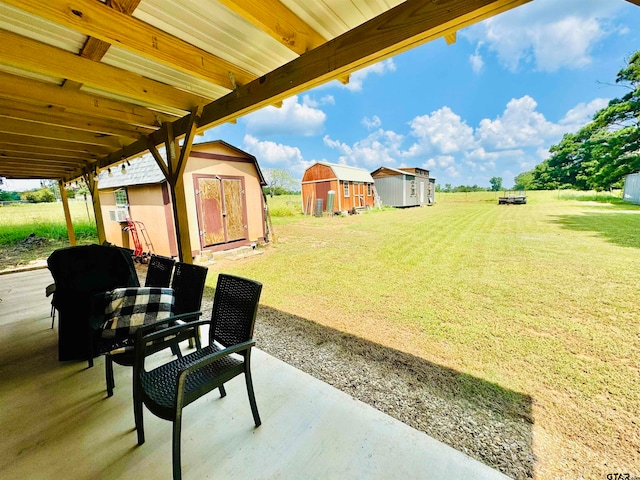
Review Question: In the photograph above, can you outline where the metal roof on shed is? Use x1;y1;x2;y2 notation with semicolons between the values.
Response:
318;162;374;183
97;152;165;189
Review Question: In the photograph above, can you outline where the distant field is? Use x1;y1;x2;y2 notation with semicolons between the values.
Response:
0;200;96;246
207;189;640;479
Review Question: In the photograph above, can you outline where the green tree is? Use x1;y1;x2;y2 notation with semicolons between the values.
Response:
22;187;56;203
489;176;503;191
513;171;535;190
263;168;299;196
526;50;640;190
0;190;21;201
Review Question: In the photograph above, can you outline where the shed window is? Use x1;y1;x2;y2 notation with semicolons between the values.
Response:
367;183;372;196
110;188;130;222
409;180;416;197
114;189;128;206
343;181;350;197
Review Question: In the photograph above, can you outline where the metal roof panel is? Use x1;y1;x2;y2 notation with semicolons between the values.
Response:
317;162;374;183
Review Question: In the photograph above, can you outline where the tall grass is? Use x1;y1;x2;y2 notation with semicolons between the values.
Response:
265;194;303;217
0;201;97;246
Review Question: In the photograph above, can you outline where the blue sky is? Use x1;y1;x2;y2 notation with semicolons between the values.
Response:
4;0;640;191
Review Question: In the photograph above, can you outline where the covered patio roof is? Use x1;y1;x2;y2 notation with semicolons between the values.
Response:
0;0;541;182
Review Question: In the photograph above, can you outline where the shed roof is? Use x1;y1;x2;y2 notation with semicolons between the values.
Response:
371;166;411;177
97;152;166;189
317;162;374;183
97;140;266;189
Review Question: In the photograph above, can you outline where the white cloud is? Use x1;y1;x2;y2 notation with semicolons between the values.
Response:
559;98;609;129
476;95;565;149
462;0;622;72
243;95;326;136
243;134;306;177
338;59;396;92
469;43;484;73
302;94;335;108
406;107;476;156
362;115;382;130
324;129;404;168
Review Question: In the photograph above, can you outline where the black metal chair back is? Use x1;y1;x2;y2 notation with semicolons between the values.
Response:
210;273;262;348
144;255;175;288
171;262;208;315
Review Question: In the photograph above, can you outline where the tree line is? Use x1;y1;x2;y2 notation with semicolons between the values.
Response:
514;50;639;191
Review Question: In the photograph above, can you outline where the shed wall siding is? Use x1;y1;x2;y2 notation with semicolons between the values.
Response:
623;173;640;205
99;185;173;256
373;172;432;207
375;175;406;206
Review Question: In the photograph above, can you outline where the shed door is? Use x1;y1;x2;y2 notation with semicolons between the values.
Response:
420;182;425;203
315;181;331;211
196;175;247;248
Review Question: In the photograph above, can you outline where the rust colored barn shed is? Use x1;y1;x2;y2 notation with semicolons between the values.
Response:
98;141;267;258
301;162;375;215
371;166;435;207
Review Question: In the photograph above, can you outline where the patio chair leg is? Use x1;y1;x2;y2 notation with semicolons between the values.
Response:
194;326;201;350
105;354;114;397
219;385;226;398
245;370;261;427
170;343;183;359
172;414;183;480
134;395;145;445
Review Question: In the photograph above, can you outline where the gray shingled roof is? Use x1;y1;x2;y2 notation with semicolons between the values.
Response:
97;152;165;189
317;162;374;183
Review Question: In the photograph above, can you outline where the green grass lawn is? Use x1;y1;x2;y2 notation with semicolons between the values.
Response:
0;200;96;245
0;200;97;268
213;190;640;478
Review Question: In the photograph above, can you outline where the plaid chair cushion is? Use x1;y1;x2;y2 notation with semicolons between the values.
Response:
100;287;174;353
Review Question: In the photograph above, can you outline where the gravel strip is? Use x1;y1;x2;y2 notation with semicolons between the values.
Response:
199;293;536;480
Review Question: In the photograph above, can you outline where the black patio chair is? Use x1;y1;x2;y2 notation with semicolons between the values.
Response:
97;261;207;397
133;273;262;480
144;255;175;288
47;244;140;362
170;262;208;349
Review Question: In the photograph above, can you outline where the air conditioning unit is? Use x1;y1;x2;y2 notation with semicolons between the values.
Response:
108;209;129;222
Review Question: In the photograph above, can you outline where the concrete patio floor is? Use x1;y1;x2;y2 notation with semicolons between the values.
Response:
0;268;510;479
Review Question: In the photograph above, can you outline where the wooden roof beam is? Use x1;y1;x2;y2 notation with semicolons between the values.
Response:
5;0;256;89
0;158;87;169
0;145;97;161
0;117;125;148
218;0;326;55
0;132;114;156
0;71;175;129
0;30;208;113
0;163;74;176
0;99;155;139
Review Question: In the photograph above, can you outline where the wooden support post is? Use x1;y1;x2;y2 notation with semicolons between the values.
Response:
163;123;190;263
58;180;76;246
149;107;203;264
85;171;106;244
